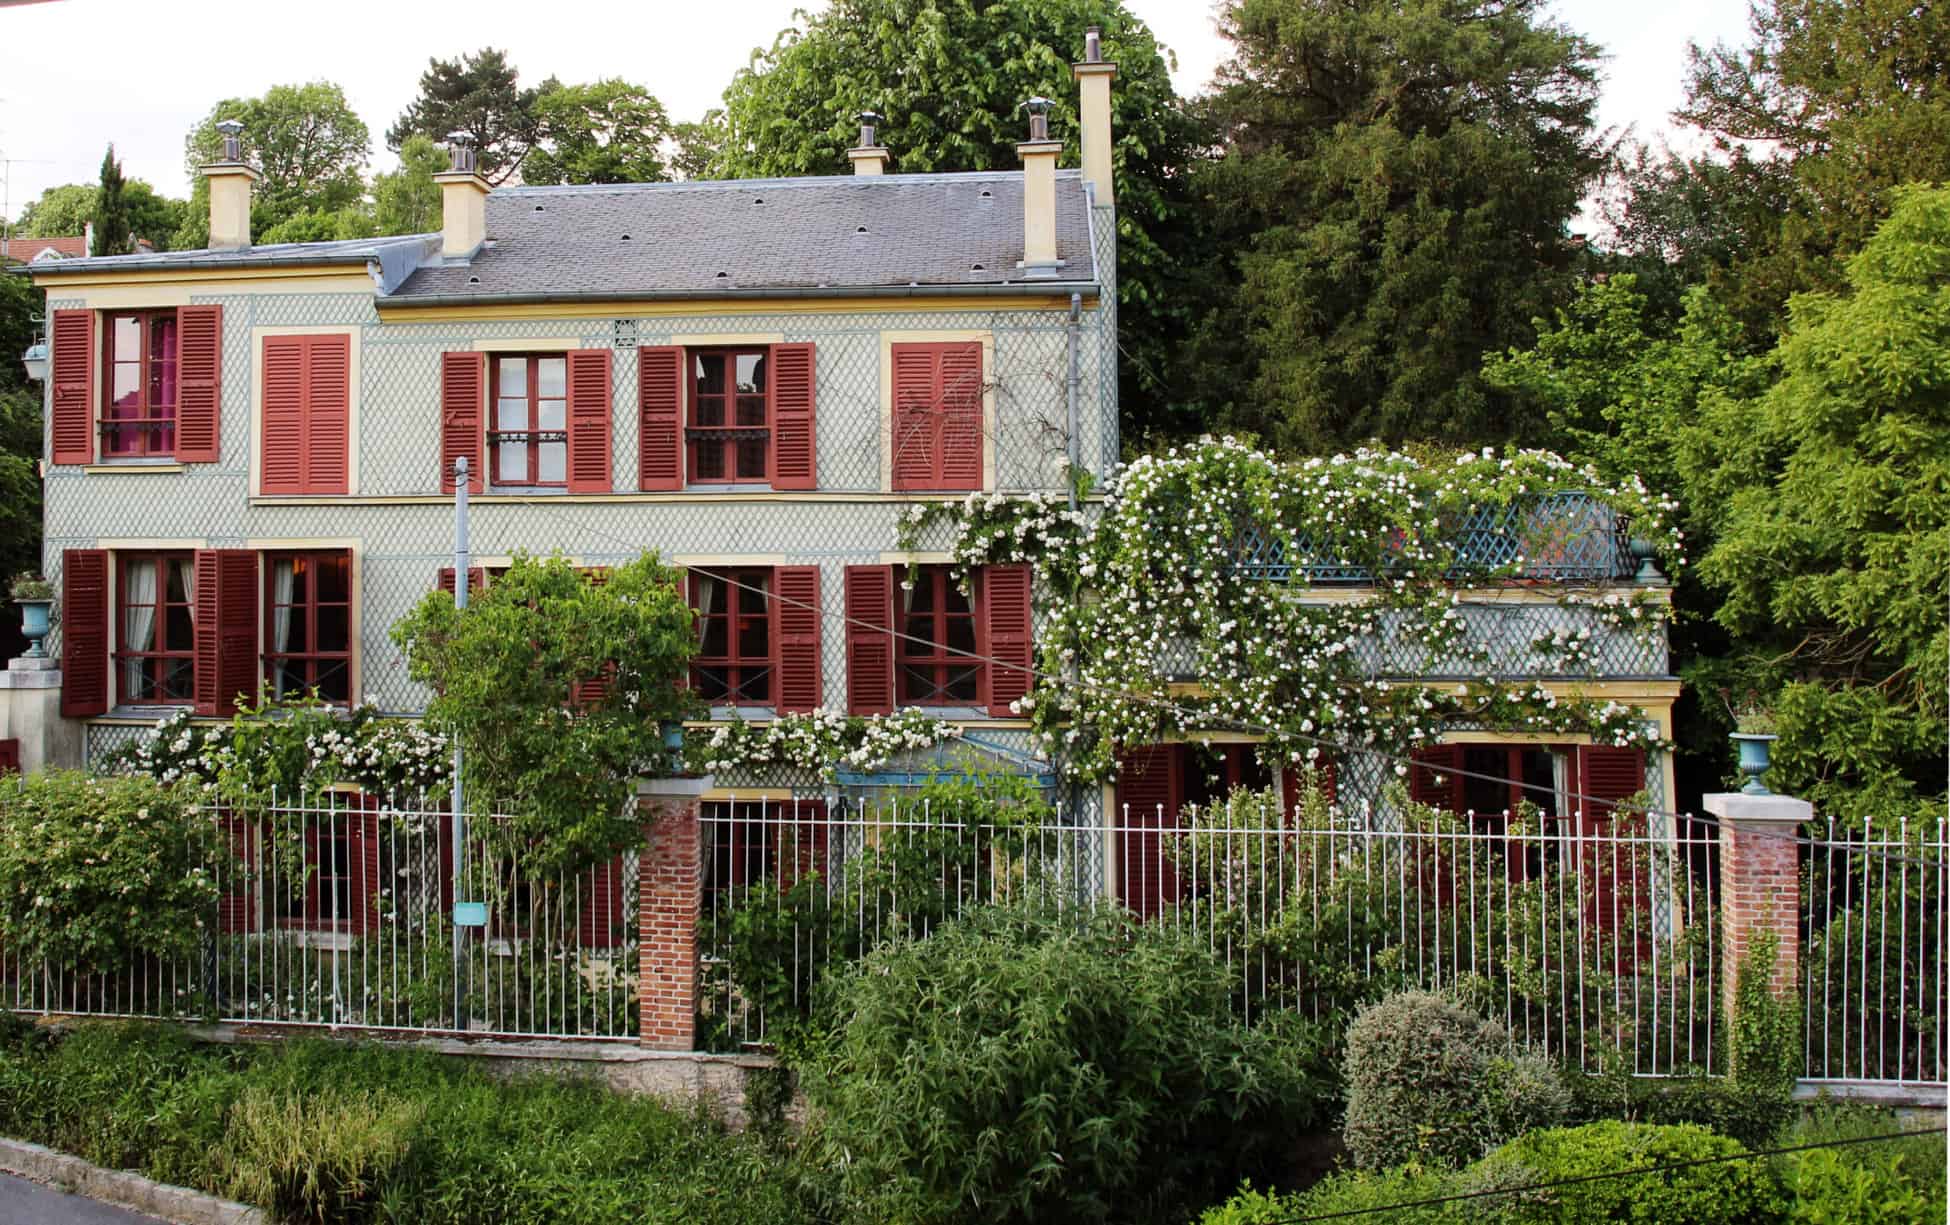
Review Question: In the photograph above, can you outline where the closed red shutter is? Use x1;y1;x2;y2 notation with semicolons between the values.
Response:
0;739;18;775
440;351;485;494
1408;745;1466;813
770;342;816;490
891;341;983;491
305;334;351;494
192;549;259;717
1115;745;1182;920
1577;745;1646;831
60;548;110;717
217;813;260;934
771;565;823;713
50;309;95;466
175;304;223;463
776;798;829;889
637;345;684;491
980;563;1032;717
436;567;487;595
566;348;613;493
259;336;306;494
578;854;627;949
843;565;895;715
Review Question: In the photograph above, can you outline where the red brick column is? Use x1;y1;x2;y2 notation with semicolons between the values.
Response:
1708;791;1812;1020
638;777;710;1051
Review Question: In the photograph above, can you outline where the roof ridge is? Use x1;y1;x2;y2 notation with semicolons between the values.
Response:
497;169;1083;197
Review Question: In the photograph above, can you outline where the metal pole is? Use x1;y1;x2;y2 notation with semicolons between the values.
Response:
1066;292;1082;513
451;455;469;1030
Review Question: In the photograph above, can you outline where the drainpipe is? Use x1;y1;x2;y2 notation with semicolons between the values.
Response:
1066;292;1082;512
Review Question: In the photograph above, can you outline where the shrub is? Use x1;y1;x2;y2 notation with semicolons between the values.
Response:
0;772;224;970
1342;990;1569;1170
222;1086;421;1223
1200;1168;1459;1225
1777;1104;1947;1224
1566;1067;1797;1149
804;903;1327;1225
1474;1121;1783;1223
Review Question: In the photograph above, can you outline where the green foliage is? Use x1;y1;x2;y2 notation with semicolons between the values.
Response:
372;135;446;236
1342;990;1570;1171
91;145;132;256
1731;931;1798;1093
388;48;541;185
1777;1105;1948;1225
0;772;223;971
524;80;673;186
390;553;697;872
222;1086;422;1224
1565;1068;1796;1152
16;181;182;250
178;82;372;247
804;903;1324;1224
1190;0;1606;452
1475;1121;1784;1223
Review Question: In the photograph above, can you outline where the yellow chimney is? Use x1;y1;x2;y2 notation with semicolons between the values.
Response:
1017;98;1063;278
202;119;258;251
1073;27;1118;208
849;110;892;176
434;131;491;259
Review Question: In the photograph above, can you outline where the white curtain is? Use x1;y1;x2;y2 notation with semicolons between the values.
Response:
124;559;158;653
1552;749;1573;823
696;572;722;638
272;559;297;690
175;557;194;628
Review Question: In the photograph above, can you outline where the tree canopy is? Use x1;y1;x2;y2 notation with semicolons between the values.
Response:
524;79;674;186
16;180;183;250
388;47;542;185
178;82;371;247
372;134;446;236
90;146;132;257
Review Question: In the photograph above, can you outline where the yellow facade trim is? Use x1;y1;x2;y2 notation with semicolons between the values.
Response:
83;463;185;476
880;550;952;565
1301;585;1672;607
377;295;1093;323
36;270;376;303
95;537;207;550
249;326;363;496
670;332;787;347
669;553;788;567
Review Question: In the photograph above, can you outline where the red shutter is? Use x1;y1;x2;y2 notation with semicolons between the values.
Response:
566;348;613;494
436;567;487;595
843;565;895;715
771;565;823;713
775;798;830;890
891;341;983;492
1282;760;1339;816
1408;745;1466;813
1115;745;1183;920
637;345;684;491
770;342;816;490
346;800;383;937
217;813;260;934
938;342;983;490
50;309;94;466
980;563;1032;717
440;351;485;494
891;344;937;491
60;548;109;717
193;549;259;717
0;739;18;775
175;304;222;463
578;854;628;949
305;334;351;494
259;336;306;494
1576;745;1646;831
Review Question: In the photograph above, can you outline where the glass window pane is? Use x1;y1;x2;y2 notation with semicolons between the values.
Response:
111;362;142;411
694;444;724;480
946;667;980;701
908;575;935;613
735;395;766;427
317;606;350;652
113;316;141;361
946;616;975;654
271;660;302;700
737;616;768;659
942;582;973;615
498;357;527;397
694;397;724;427
537;358;566;397
734;666;771;703
282;613;309;654
904;615;934;647
537;441;566;484
695;354;725;396
699;616;728;657
695;665;730;701
497;397;529;430
737;578;768;614
497;440;527;482
163;658;196;701
899;666;932;701
315;554;350;604
164;559;190;603
150;315;177;362
736;439;767;479
121;658;151;702
537;398;566;431
163;604;194;653
314;661;350;703
735;353;763;394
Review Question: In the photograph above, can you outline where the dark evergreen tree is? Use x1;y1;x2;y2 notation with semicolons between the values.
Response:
90;145;131;257
388;48;543;185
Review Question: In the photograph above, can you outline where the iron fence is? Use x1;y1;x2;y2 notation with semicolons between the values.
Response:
0;792;639;1040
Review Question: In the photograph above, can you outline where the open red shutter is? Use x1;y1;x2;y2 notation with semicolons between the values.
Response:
1115;746;1182;920
770;565;823;713
50;309;94;466
637;345;684;491
346;798;383;937
305;334;351;494
578;854;627;949
440;351;485;494
193;549;259;717
1408;745;1465;813
890;345;936;491
259;336;306;494
60;548;109;716
217;813;260;934
566;348;613;494
770;342;816;490
1577;745;1646;831
175;304;222;463
981;563;1032;717
938;342;983;490
843;565;895;715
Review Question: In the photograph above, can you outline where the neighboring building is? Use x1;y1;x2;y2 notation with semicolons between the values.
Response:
2;231;157;265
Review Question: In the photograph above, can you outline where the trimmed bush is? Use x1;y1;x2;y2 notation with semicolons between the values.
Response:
1777;1104;1947;1224
1474;1121;1783;1223
1342;990;1569;1170
1566;1067;1797;1149
804;903;1328;1225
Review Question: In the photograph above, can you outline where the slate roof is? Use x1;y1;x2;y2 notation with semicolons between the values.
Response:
387;171;1098;303
20;233;435;273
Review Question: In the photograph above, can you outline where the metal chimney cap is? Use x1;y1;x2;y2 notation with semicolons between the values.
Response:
446;130;477;148
214;118;245;162
1084;26;1103;61
856;110;884;126
1023;96;1055;116
214;119;245;137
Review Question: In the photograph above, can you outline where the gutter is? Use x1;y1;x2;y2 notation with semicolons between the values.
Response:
375;280;1103;309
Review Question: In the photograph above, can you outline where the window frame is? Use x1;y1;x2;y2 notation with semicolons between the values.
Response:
100;308;180;458
895;565;983;707
685;347;772;485
114;550;196;706
263;549;354;704
488;353;570;488
689;567;774;705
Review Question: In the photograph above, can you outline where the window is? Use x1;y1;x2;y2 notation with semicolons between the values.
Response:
265;551;352;702
897;565;980;705
116;552;195;704
703;800;829;898
891;340;983;491
691;568;773;703
687;349;769;483
490;354;568;487
102;310;178;456
282;825;354;924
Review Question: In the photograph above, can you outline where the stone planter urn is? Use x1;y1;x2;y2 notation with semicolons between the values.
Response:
15;596;53;659
1730;731;1778;795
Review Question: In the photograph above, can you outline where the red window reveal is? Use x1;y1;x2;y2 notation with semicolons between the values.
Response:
116;552;195;704
897;565;980;705
688;349;770;483
691;568;773;704
103;311;179;457
264;550;353;703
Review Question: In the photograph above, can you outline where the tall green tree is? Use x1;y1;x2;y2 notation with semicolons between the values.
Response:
17;181;183;250
0;272;45;658
1189;0;1607;453
523;79;673;185
710;0;1205;452
177;82;371;247
388;48;541;185
90;145;132;256
372;134;447;235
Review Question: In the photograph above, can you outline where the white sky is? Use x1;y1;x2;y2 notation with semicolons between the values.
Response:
0;0;1754;224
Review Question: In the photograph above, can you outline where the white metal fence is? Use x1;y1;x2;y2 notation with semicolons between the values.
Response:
0;793;639;1040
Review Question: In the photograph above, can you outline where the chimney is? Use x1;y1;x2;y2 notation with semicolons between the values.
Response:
1016;98;1063;279
202;118;259;251
848;110;892;176
83;220;94;257
433;132;491;259
1072;26;1118;208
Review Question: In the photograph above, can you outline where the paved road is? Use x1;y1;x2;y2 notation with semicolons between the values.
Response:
0;1172;168;1224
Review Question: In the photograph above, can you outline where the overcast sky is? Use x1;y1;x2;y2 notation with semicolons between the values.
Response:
0;0;1754;225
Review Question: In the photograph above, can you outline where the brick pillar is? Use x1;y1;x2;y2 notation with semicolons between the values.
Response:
638;776;712;1052
1707;791;1812;1018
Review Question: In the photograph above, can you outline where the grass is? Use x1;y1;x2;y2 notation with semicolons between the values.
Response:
0;1015;819;1224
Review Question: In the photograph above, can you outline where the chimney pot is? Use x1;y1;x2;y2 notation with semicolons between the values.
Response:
856;110;883;149
433;136;491;257
1023;96;1054;143
1071;36;1119;207
848;109;892;175
215;118;245;163
1085;26;1102;62
1016;99;1064;277
445;131;478;174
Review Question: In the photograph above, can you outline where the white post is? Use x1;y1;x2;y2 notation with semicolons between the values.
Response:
451;455;470;1029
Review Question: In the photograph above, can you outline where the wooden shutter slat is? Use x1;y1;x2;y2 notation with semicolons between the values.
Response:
566;348;613;494
843;565;895;715
578;854;626;949
1577;745;1646;830
1408;745;1465;813
938;342;983;490
60;548;110;716
890;341;983;491
771;565;823;713
981;563;1032;717
440;351;485;494
770;342;816;490
306;334;351;494
637;345;684;491
175;304;222;463
50;310;95;466
259;336;307;494
436;567;487;594
194;549;259;717
1115;746;1181;920
890;346;936;491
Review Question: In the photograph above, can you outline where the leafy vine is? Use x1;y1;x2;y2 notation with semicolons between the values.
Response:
685;708;963;782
